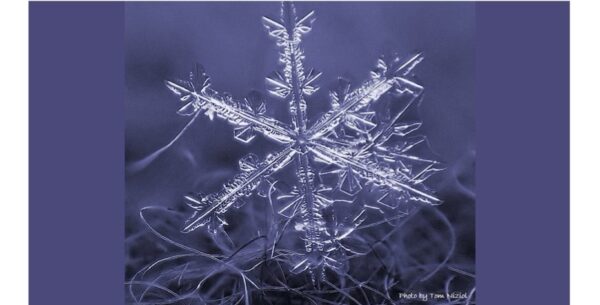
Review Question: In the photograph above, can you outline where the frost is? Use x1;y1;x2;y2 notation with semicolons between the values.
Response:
129;3;455;304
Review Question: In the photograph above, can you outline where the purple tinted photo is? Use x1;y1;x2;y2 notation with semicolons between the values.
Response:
125;2;475;304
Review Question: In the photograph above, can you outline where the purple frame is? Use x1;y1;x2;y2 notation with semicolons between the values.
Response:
30;3;125;305
29;2;569;304
475;3;569;304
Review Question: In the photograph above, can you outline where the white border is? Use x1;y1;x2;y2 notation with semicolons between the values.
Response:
571;0;600;304
0;1;28;305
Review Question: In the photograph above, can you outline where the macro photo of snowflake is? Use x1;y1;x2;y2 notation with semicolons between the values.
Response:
125;2;475;305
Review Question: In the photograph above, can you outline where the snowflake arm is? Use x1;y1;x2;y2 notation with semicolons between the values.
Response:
165;64;296;144
294;155;331;251
278;155;336;282
262;2;320;131
309;141;440;204
307;53;424;141
182;145;297;233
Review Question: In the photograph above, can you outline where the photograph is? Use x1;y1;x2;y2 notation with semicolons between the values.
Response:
125;2;475;304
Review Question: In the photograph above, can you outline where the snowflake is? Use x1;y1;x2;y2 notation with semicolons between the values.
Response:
163;2;441;281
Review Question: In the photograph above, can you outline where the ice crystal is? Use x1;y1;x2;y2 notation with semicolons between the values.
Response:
163;2;441;283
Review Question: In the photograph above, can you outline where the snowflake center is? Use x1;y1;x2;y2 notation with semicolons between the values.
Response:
293;133;310;153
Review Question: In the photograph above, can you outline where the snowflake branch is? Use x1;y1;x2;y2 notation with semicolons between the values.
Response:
295;154;331;252
308;141;440;204
263;2;320;131
182;146;297;233
307;53;424;141
165;65;296;144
